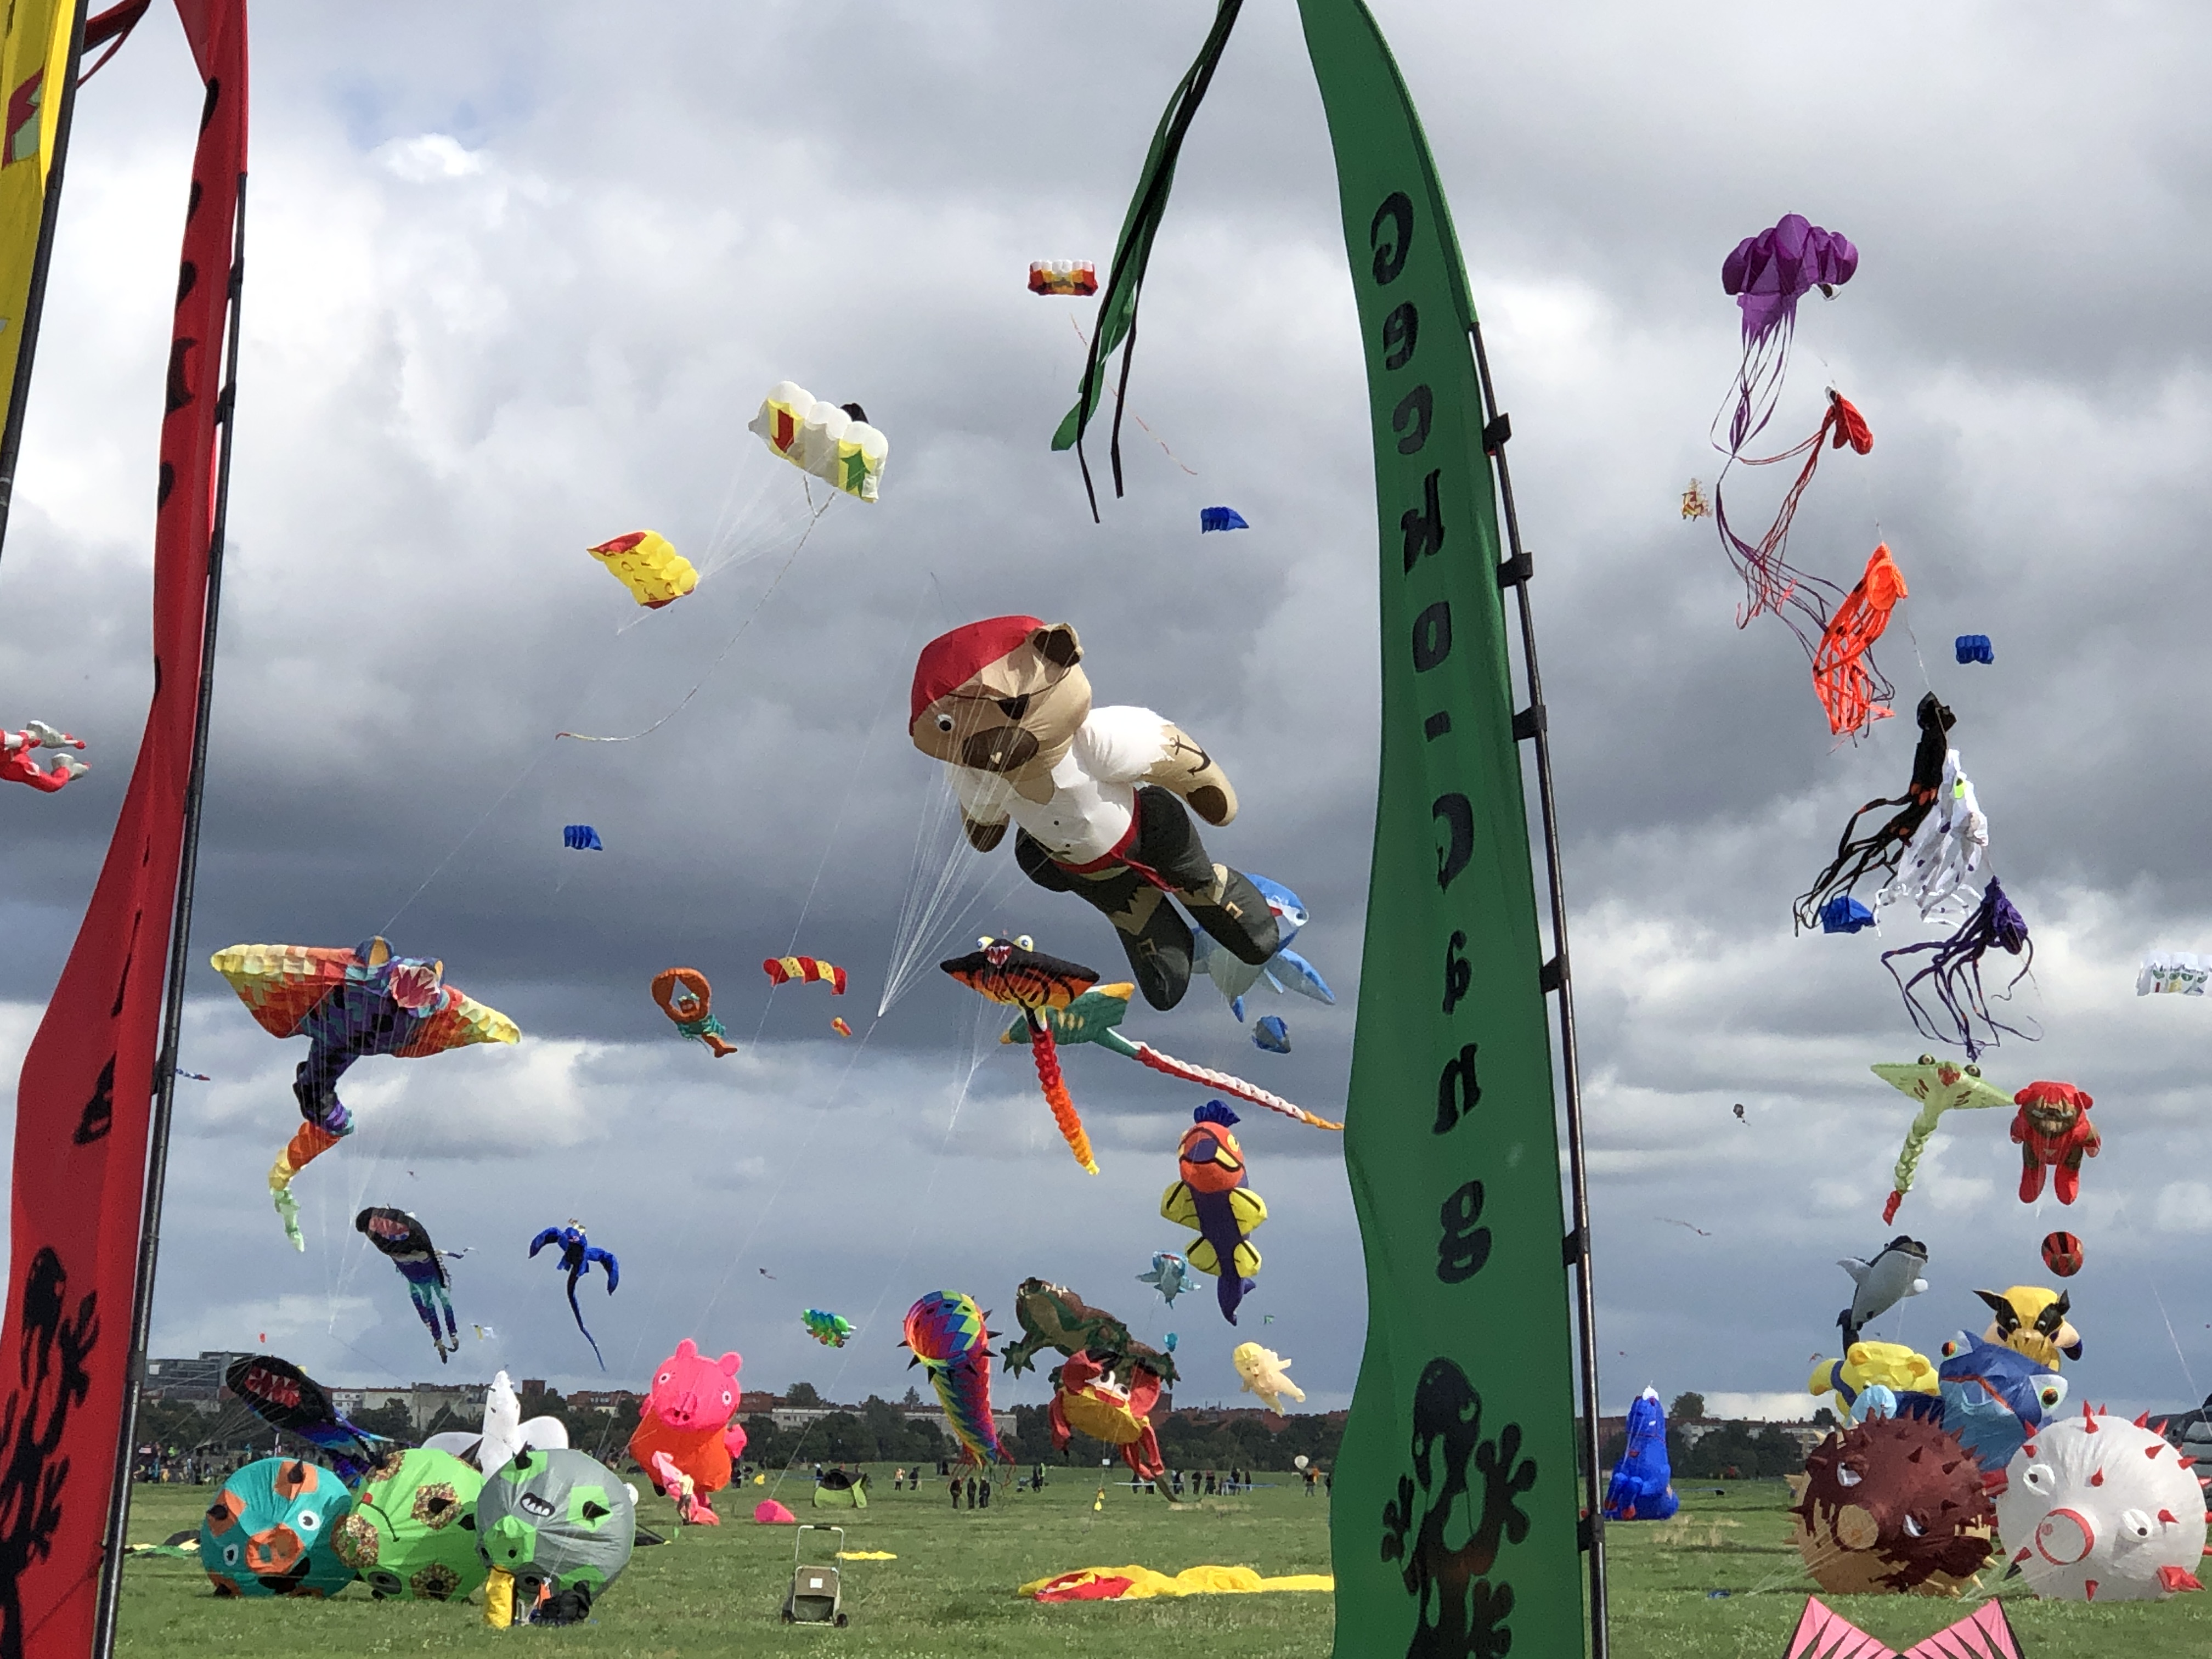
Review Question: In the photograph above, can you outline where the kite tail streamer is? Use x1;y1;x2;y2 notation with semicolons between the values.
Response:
1028;1018;1097;1174
1880;877;2038;1062
567;1276;606;1370
1128;1043;1344;1131
269;1122;346;1250
923;1357;1012;1466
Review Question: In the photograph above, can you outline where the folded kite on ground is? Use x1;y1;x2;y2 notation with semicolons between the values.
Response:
1022;1565;1334;1601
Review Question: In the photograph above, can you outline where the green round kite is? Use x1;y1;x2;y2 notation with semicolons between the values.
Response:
331;1446;488;1602
475;1446;636;1610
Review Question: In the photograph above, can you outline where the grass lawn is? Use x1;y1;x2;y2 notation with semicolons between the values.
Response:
1607;1479;2212;1659
117;1465;1338;1657
116;1470;2212;1656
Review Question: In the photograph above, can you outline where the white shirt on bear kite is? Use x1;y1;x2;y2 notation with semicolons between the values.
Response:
951;704;1172;863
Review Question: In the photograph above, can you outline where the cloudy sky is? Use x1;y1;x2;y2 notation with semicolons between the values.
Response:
2;0;2209;1431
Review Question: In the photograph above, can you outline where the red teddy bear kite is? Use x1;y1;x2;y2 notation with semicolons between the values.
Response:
2011;1081;2097;1206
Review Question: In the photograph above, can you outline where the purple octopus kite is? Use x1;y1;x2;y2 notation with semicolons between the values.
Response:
1881;877;2040;1060
1711;213;1866;648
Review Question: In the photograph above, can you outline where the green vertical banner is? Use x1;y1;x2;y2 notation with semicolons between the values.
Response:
1299;3;1585;1654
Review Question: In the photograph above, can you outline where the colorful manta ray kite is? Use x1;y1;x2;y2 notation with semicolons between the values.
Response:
901;1291;1011;1466
998;983;1343;1131
212;938;521;1248
944;937;1103;1172
355;1208;461;1364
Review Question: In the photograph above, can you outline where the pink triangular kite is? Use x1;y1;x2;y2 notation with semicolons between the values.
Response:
1782;1596;2025;1659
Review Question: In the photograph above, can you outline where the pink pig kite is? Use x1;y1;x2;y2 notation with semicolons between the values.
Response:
628;1339;746;1524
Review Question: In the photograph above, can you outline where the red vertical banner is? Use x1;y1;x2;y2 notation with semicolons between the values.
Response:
0;4;244;1654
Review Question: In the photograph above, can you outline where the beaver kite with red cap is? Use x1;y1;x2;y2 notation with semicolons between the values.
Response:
910;617;1278;1010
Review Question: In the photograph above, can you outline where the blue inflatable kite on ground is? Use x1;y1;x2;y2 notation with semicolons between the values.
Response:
1199;506;1248;532
563;825;603;850
1954;635;1994;665
1819;894;1876;935
1602;1386;1679;1520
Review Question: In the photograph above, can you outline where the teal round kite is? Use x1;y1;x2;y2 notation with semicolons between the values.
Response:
199;1457;356;1598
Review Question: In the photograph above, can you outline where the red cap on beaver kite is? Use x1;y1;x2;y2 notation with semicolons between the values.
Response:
910;615;1042;726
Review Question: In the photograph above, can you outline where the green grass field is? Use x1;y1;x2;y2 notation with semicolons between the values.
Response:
116;1471;2212;1656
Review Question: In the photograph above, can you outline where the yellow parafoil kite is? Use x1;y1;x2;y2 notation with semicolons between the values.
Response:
589;530;698;608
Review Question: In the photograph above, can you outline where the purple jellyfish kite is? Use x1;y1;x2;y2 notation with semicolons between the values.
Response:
1709;214;1866;649
1880;877;2040;1061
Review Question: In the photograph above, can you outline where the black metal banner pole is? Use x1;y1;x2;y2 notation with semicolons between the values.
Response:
1470;317;1609;1657
90;174;245;1659
0;0;91;567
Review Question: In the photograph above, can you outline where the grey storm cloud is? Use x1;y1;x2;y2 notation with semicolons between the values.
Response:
0;0;2208;1418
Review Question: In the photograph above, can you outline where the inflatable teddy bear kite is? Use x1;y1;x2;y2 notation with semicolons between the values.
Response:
910;617;1278;1010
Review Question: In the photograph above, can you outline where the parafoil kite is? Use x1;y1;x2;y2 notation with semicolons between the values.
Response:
802;1308;855;1348
1787;1417;1991;1598
1000;1276;1178;1389
1876;742;1988;922
1881;879;2034;1060
1795;695;1956;931
1137;1250;1198;1306
1231;1342;1303;1413
1712;212;1863;643
1871;1056;2014;1224
945;936;1101;1172
529;1222;620;1369
1601;1387;1679;1521
1819;895;1875;935
354;1207;461;1364
901;1291;1011;1466
1991;1410;2205;1602
1051;1350;1166;1483
1810;542;1905;738
223;1356;384;1486
1199;506;1248;533
651;967;736;1058
909;616;1279;1011
628;1340;746;1524
563;824;603;851
2138;953;2211;995
2011;1083;2098;1207
1251;1015;1290;1054
1;720;88;792
1161;1101;1266;1324
199;1457;357;1598
1028;259;1097;296
587;531;697;610
1954;635;1994;665
1000;983;1342;1130
2040;1231;2084;1278
748;381;887;502
1837;1236;1928;1347
211;938;521;1249
1192;873;1336;1020
763;955;847;995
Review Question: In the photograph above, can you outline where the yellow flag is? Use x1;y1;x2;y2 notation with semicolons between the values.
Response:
0;0;74;410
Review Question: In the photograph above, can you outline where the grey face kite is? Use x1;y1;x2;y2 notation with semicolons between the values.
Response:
1837;1235;1929;1346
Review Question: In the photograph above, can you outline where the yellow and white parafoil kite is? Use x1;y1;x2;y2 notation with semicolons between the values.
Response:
748;382;887;503
589;530;698;608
